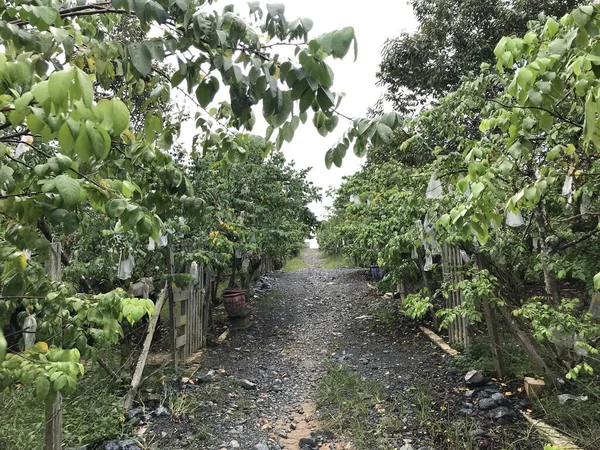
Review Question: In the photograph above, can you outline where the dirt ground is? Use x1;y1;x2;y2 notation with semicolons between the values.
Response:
144;249;543;450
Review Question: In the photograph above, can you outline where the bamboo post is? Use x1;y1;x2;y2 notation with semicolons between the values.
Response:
45;242;62;450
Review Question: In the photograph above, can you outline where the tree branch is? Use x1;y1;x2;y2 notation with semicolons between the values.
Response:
490;100;583;129
551;228;600;254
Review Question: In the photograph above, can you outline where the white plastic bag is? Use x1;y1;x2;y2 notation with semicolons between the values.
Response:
581;193;591;215
424;250;433;272
190;261;199;281
157;233;168;248
147;237;156;251
350;194;361;205
118;253;135;280
23;314;37;349
426;173;443;199
411;247;418;260
562;175;573;196
506;210;524;227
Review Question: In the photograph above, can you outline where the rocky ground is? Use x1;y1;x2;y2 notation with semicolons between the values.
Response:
101;249;544;450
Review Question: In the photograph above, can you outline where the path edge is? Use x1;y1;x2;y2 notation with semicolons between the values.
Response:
418;326;582;450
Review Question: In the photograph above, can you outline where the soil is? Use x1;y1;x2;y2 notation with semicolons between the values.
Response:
141;249;543;450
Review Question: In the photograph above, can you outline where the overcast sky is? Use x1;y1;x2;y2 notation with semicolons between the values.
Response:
180;1;418;218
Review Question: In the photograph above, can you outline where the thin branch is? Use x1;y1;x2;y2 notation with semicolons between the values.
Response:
490;100;583;129
551;228;600;254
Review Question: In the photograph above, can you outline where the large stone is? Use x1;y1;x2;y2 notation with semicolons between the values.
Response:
491;392;510;406
465;370;487;387
488;406;513;424
478;397;498;410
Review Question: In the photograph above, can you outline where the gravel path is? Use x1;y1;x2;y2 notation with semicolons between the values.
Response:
145;249;537;450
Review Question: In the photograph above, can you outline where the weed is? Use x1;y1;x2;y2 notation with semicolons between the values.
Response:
316;361;399;450
0;358;131;450
319;252;353;269
282;256;309;271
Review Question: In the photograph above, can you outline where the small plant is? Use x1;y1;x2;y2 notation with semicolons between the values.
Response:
404;289;433;320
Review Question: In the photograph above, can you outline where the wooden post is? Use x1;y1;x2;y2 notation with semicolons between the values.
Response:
166;247;177;369
45;242;62;450
124;284;169;410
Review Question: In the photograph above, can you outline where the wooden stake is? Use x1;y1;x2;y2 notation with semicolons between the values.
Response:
124;284;168;411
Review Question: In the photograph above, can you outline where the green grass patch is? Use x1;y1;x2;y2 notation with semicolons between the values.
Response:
282;251;309;271
316;361;401;449
318;252;353;269
0;359;131;450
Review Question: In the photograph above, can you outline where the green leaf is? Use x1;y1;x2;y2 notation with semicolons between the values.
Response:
74;123;92;160
106;199;127;218
516;67;534;90
128;43;152;77
111;99;130;135
58;122;75;152
55;174;81;207
35;377;50;400
376;123;394;144
48;69;74;107
75;68;93;107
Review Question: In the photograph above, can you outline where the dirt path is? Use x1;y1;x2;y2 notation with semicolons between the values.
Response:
147;250;538;450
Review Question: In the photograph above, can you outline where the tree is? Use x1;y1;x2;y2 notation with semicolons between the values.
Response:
0;0;356;404
376;0;583;113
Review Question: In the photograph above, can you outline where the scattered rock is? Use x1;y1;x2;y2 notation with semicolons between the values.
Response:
478;397;498;410
491;392;510;406
254;444;269;450
124;408;143;422
465;370;487;387
230;440;241;448
153;406;170;417
239;379;258;389
488;406;513;423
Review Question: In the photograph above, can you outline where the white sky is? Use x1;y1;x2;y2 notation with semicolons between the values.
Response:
179;1;418;218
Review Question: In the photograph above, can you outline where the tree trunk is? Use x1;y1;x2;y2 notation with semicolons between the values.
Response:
534;207;560;307
498;304;557;384
476;253;506;378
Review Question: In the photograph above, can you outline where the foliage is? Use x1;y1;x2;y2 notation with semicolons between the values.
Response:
403;290;432;321
0;0;353;409
376;0;584;113
321;3;600;380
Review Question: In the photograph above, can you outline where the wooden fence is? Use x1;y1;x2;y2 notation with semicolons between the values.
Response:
441;244;469;348
170;264;212;367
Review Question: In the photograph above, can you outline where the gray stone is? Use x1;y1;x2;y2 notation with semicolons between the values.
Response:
254;444;269;450
478;397;498;410
125;408;143;421
471;428;487;438
491;392;510;406
230;440;241;449
464;389;475;397
119;440;141;450
465;370;487;387
399;445;414;450
488;406;512;421
239;379;257;389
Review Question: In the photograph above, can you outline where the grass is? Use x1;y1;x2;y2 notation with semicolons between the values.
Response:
316;361;401;450
318;252;353;269
282;249;309;271
0;358;132;450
